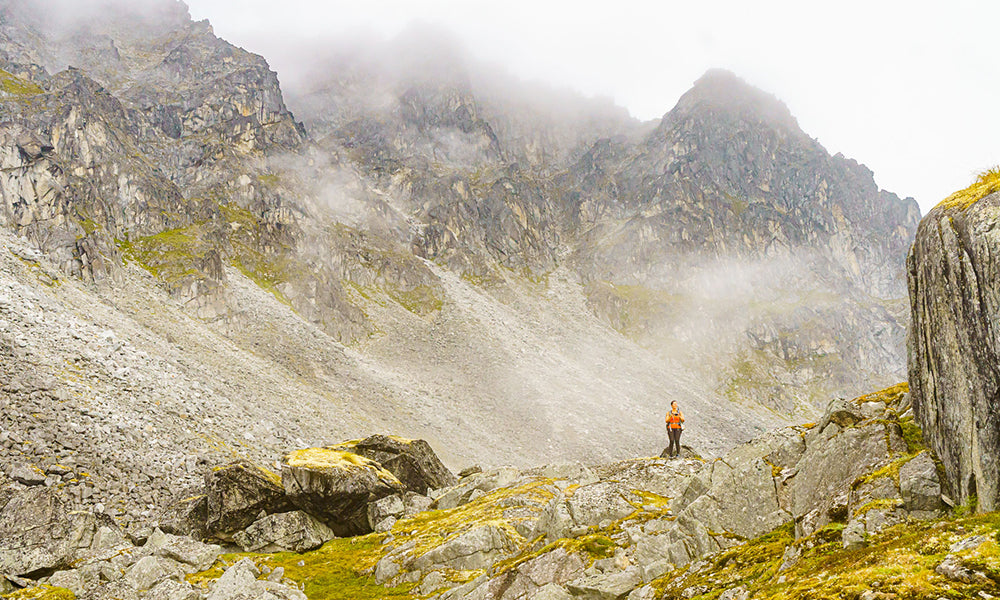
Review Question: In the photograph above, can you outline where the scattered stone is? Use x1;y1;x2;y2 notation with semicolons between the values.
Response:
9;463;45;486
458;465;483;478
936;554;991;585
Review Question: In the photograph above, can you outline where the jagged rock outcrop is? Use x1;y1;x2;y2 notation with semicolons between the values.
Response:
908;179;1000;512
334;434;458;494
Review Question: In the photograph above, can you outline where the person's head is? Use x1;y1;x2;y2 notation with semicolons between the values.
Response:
670;401;678;411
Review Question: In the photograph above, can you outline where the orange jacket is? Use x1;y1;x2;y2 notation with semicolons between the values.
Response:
666;410;684;429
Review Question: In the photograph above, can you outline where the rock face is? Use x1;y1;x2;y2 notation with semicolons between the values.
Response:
0;487;97;576
281;447;406;536
336;435;458;494
907;184;1000;512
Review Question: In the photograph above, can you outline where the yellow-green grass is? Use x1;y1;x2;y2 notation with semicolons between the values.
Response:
653;511;1000;600
938;167;1000;211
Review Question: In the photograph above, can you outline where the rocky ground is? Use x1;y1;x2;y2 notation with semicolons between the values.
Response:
6;383;996;600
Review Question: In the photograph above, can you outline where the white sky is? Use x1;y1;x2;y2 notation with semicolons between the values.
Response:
186;0;1000;214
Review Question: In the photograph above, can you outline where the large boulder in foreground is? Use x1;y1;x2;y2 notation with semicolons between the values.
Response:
0;487;97;577
334;435;457;494
908;181;1000;512
205;461;289;539
281;448;405;536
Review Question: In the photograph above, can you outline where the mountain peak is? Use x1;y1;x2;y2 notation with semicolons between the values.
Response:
670;68;799;131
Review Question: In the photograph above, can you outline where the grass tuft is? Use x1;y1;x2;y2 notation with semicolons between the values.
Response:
938;167;1000;211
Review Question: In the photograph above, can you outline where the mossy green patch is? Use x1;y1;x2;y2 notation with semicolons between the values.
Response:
190;536;416;600
651;511;1000;600
854;382;909;408
1;585;74;600
119;224;215;284
939;167;1000;211
0;69;43;96
852;452;921;489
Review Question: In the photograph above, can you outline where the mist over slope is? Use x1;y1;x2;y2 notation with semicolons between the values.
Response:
0;0;918;523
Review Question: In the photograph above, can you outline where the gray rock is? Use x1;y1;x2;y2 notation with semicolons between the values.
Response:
206;461;288;539
908;193;1000;512
412;524;520;571
627;585;657;600
935;554;991;585
950;535;988;554
0;486;97;576
145;529;222;572
841;520;866;550
368;493;405;530
334;435;457;494
898;452;943;512
433;467;520;511
124;555;184;591
146;579;201;600
374;516;397;533
566;568;643;600
207;557;308;600
9;463;45;486
493;547;585;599
281;447;405;536
154;493;209;540
233;510;335;553
534;583;575;600
719;586;749;600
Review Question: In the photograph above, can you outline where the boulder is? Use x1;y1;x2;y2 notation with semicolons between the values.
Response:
153;492;209;540
368;494;405;530
205;461;289;539
565;568;643;600
281;447;405;536
124;555;185;591
658;445;701;460
206;558;307;600
907;191;1000;511
146;579;200;600
0;486;97;577
898;451;943;512
232;511;335;553
490;547;585;599
144;529;222;572
9;463;45;486
335;435;457;494
412;524;521;571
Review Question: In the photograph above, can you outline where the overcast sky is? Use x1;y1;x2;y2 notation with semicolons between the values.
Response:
186;0;999;214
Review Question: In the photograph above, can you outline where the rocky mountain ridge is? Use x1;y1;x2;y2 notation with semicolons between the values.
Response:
0;0;921;533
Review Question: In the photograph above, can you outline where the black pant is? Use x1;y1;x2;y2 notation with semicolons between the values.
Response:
667;428;682;457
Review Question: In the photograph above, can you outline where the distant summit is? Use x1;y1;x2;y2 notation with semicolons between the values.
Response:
666;68;800;133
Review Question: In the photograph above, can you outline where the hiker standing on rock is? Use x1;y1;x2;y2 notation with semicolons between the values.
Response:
666;400;685;458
